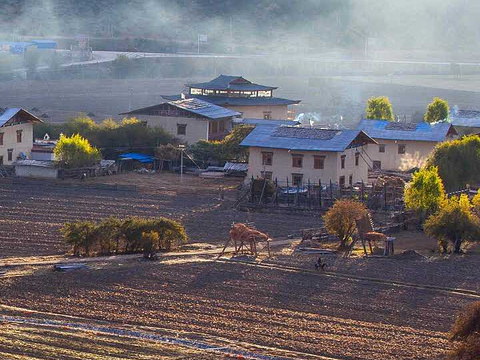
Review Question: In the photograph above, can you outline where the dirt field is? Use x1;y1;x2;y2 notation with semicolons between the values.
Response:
0;173;322;259
0;255;477;360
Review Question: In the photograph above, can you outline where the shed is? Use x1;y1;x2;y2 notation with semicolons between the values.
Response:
14;160;58;179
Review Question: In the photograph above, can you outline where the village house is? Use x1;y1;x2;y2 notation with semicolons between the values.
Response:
121;98;241;144
449;108;480;135
162;75;301;120
240;125;376;187
0;108;42;166
357;119;457;171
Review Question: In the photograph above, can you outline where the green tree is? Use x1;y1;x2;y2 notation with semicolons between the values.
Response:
54;134;101;168
404;166;446;221
365;96;394;121
60;221;98;256
323;199;368;250
424;195;480;253
427;135;480;192
424;97;449;123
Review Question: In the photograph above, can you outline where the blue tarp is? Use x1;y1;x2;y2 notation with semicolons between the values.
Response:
118;153;154;163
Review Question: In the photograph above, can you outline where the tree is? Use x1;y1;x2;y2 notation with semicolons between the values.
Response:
60;221;98;256
365;96;394;121
427;135;480;192
323;199;368;250
424;195;480;253
404;167;446;221
424;97;449;123
447;302;480;360
54;134;101;168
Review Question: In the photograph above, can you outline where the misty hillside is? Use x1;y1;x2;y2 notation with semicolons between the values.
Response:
1;0;479;54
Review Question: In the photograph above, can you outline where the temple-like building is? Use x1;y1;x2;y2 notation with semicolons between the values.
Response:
162;75;300;120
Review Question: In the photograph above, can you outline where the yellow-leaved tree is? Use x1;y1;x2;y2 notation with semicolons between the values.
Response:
54;134;101;168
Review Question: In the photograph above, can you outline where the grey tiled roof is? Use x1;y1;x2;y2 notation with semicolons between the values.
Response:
450;110;480;128
162;94;300;106
357;119;454;142
187;75;277;91
0;108;42;127
240;125;375;152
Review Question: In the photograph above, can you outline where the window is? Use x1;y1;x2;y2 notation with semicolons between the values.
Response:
355;152;360;166
341;155;346;169
203;89;215;95
398;144;406;154
379;144;386;153
209;121;218;134
292;154;303;168
339;176;345;188
177;124;187;135
190;88;202;95
0;156;3;165
7;149;13;162
263;111;272;120
261;171;273;180
219;120;225;132
349;175;353;186
373;160;381;170
16;130;22;143
0;132;3;146
314;155;325;169
258;90;272;97
262;152;273;166
292;173;303;186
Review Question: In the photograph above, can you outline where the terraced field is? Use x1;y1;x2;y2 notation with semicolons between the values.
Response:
0;258;475;360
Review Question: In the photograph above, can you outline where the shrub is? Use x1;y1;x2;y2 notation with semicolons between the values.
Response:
404;166;446;221
447;302;480;360
427;135;480;192
323;199;368;250
54;134;101;168
424;195;480;253
61;217;187;257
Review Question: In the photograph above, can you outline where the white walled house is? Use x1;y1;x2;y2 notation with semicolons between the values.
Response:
120;99;240;144
240;126;376;187
0;108;42;166
121;98;241;144
357;119;457;171
162;75;301;120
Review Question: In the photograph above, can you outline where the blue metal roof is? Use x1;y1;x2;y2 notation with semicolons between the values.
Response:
162;94;300;106
0;108;42;127
122;98;241;120
187;75;276;91
240;118;300;126
31;40;57;49
240;125;375;152
357;119;454;142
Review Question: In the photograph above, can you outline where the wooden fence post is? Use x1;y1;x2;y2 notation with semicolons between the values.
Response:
319;179;322;208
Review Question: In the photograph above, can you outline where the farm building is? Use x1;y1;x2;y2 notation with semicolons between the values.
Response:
121;98;241;144
0;108;43;165
162;75;301;120
14;159;58;179
449;109;480;135
357;119;457;171
240;125;376;187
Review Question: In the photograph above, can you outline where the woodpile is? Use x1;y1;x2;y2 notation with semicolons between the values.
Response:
373;176;405;191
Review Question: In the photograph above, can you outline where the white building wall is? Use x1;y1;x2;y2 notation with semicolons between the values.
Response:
0;123;34;165
365;139;438;171
246;145;370;185
135;115;210;144
227;105;289;120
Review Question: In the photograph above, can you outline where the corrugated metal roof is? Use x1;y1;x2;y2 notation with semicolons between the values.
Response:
240;125;375;152
14;160;55;168
0;108;43;127
162;94;300;106
357;119;454;142
187;75;276;91
170;98;240;119
239;118;300;126
121;98;241;120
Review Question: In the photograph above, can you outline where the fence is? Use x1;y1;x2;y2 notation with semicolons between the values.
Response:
242;177;404;212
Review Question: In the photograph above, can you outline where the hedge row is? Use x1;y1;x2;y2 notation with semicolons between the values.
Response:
61;216;187;257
